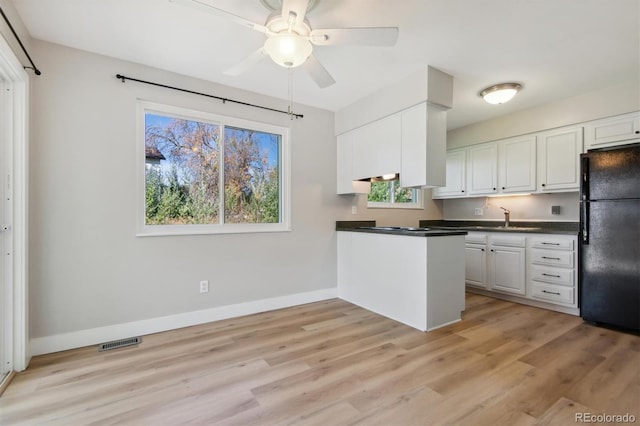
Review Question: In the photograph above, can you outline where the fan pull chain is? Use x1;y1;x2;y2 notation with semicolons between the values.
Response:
288;68;294;120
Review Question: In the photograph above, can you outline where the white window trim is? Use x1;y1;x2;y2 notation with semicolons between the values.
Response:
136;100;291;236
367;188;424;210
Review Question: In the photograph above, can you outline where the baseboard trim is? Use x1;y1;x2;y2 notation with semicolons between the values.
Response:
30;288;338;356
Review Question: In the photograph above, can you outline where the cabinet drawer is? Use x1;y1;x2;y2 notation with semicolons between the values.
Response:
530;249;573;268
531;265;574;286
465;233;487;244
530;281;574;305
490;235;526;248
530;237;573;251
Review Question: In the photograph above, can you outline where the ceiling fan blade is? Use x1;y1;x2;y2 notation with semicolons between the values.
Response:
310;27;399;46
303;54;335;88
281;0;309;27
170;0;268;34
224;48;268;76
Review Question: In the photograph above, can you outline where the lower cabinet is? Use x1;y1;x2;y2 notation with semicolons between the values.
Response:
488;238;526;296
464;232;578;314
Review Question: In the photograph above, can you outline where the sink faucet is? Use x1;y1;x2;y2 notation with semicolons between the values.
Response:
500;207;510;227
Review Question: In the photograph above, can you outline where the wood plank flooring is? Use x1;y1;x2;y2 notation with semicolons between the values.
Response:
1;293;638;425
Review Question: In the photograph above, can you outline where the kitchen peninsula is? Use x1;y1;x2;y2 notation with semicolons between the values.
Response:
336;221;467;331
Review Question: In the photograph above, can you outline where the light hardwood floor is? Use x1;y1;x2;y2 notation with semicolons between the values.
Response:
1;294;638;425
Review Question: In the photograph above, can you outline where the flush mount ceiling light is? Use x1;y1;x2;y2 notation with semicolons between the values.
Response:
480;83;522;105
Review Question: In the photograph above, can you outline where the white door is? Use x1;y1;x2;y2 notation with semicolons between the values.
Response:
0;80;9;379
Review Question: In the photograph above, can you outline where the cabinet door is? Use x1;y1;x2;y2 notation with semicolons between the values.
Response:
400;103;446;188
467;143;498;195
537;126;583;192
499;135;536;193
352;114;401;180
337;131;371;194
465;244;487;289
584;112;640;150
432;149;466;198
489;245;526;295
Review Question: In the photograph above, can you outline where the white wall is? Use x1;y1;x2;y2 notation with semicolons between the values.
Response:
29;40;355;346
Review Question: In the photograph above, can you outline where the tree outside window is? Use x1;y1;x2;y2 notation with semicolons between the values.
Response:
367;180;423;209
139;102;288;235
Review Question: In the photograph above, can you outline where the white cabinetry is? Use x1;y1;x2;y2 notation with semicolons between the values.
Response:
464;231;579;314
400;103;447;188
432;149;466;198
464;233;487;289
584;111;640;150
537;126;583;192
337;131;371;194
352;114;402;180
528;235;577;307
488;235;526;296
467;143;498;195
498;135;537;193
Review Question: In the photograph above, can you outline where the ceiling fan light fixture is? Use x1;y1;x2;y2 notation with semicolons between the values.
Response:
480;83;522;104
264;33;313;68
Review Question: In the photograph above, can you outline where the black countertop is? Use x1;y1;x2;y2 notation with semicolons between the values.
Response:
419;220;580;235
336;221;467;237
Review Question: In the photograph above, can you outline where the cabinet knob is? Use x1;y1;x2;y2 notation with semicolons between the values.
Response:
490;249;494;252
502;187;505;190
541;183;546;187
461;190;465;193
635;130;639;134
493;187;496;191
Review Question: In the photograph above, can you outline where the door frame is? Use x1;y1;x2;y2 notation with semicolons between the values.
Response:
0;32;29;372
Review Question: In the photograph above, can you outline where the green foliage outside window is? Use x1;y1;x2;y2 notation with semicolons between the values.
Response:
144;114;280;226
368;180;415;203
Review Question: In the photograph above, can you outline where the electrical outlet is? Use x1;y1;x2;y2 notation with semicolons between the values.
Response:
474;208;484;216
351;205;358;214
199;280;209;293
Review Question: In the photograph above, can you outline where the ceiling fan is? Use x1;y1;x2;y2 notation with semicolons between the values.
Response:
169;0;399;88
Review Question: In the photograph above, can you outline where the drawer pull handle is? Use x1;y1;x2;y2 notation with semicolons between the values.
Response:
542;290;561;296
541;256;561;260
541;242;560;246
542;273;561;278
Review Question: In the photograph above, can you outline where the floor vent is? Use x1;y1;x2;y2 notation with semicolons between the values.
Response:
98;336;141;352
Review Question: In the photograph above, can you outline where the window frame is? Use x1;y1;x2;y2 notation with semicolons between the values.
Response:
137;100;291;236
366;181;424;210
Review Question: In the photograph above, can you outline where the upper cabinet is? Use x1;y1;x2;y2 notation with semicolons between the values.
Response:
537;126;583;192
498;135;537;193
433;149;466;198
584;111;640;150
352;114;401;181
336;131;371;195
400;103;447;188
467;143;498;195
336;101;448;194
335;67;453;195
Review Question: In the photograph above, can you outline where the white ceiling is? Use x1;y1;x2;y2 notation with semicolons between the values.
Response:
11;0;640;129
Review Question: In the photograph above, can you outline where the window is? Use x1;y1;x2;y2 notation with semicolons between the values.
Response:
138;101;290;235
367;179;423;209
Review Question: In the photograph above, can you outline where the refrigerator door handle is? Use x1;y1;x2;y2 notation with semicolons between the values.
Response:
581;201;589;245
581;156;589;201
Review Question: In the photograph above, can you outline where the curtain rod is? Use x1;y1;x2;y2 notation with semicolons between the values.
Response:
0;6;41;76
116;74;303;119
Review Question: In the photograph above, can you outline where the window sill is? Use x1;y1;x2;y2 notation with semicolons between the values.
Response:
136;223;291;237
367;202;424;210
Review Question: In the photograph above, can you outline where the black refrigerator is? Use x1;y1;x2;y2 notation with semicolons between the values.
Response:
580;143;640;332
